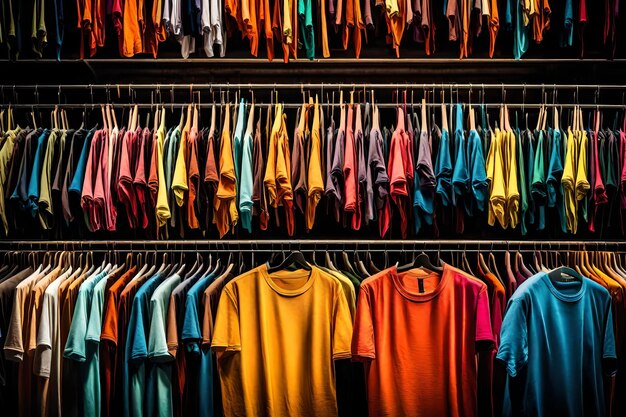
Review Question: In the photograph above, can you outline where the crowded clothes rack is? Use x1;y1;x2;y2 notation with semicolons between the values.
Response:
2;83;626;240
0;0;623;61
0;239;624;417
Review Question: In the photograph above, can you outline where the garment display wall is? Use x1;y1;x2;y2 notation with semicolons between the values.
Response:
1;11;626;410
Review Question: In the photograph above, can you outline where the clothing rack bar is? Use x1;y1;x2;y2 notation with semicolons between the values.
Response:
2;83;626;91
1;240;624;246
7;104;626;110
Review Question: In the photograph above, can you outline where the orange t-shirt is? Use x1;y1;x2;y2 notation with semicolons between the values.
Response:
215;103;238;237
352;264;494;417
276;113;295;236
99;266;137;417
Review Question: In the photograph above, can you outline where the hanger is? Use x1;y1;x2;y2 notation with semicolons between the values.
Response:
548;266;584;282
397;249;443;273
441;90;449;131
267;250;311;273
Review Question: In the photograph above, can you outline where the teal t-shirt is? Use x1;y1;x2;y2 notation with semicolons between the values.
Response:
146;274;182;417
497;272;616;417
298;0;315;59
83;269;111;417
233;99;246;188
532;129;547;231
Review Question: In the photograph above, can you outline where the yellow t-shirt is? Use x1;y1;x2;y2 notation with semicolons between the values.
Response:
487;128;507;228
215;103;238;237
306;97;324;231
0;126;21;235
575;129;590;204
561;128;578;233
211;264;353;417
155;123;171;227
506;129;520;229
172;122;189;207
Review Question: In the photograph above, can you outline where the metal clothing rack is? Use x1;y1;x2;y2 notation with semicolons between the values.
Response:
2;240;625;253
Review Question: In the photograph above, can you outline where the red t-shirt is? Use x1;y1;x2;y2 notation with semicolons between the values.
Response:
352;264;494;417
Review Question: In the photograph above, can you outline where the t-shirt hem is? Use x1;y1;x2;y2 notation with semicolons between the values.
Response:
211;343;241;352
333;351;352;360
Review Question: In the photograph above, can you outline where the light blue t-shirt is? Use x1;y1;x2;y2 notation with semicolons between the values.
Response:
63;267;109;417
497;273;616;417
239;124;254;233
233;99;246;184
146;274;182;417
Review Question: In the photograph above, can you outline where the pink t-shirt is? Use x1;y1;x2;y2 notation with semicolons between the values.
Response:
117;129;138;228
133;128;150;230
93;129;109;230
352;264;494;417
388;108;410;238
343;104;358;225
81;129;105;232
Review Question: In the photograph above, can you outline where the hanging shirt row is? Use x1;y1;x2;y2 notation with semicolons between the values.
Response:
1;98;626;239
0;0;619;60
0;247;620;417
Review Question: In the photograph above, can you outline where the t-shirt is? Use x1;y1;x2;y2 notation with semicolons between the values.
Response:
146;274;182;417
497;273;616;417
0;127;21;234
239;104;255;233
123;271;166;417
352;264;494;417
27;129;50;218
35;266;74;417
100;266;137;417
63;267;110;417
366;108;391;238
452;105;470;216
435;126;453;207
467;128;488;214
306;98;324;231
388;108;411;238
212;265;352;417
215;103;238;238
38;129;60;229
413;128;435;234
0;267;33;417
486;128;507;228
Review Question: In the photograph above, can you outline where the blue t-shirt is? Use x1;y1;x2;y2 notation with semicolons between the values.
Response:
435;128;453;207
69;128;96;195
497;273;616;417
452;104;470;213
27;129;49;217
123;272;166;417
546;128;567;233
467;128;488;214
182;271;217;417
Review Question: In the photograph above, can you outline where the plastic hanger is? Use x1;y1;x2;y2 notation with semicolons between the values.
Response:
397;250;443;273
267;250;311;273
548;266;584;282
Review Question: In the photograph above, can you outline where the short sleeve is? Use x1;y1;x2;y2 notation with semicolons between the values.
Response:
602;299;617;376
34;291;53;377
351;286;376;360
211;288;241;355
332;286;353;360
128;298;148;363
496;299;528;377
63;291;90;362
475;285;495;348
148;297;173;362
